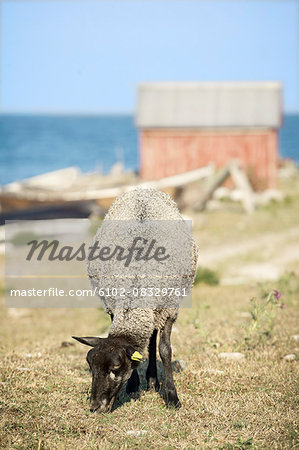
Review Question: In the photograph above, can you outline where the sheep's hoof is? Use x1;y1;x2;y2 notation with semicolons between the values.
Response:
147;377;160;392
129;390;141;401
164;389;181;409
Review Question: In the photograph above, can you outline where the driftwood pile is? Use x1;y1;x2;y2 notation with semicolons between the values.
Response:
195;160;256;214
0;160;285;221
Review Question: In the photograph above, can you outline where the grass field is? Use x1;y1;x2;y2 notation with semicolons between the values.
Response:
0;179;299;449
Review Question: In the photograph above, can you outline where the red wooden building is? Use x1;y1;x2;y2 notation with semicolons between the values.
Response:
136;82;282;189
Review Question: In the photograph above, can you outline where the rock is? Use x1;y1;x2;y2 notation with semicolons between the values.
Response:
230;189;245;202
61;341;75;347
201;369;225;375
239;312;251;318
7;308;30;318
213;187;230;200
172;360;185;372
218;352;245;360
126;430;147;437
284;354;296;361
254;189;284;206
25;352;42;358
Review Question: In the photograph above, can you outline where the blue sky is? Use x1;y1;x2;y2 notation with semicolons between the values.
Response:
1;0;298;113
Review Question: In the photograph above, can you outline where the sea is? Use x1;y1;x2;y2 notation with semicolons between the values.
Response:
0;113;298;186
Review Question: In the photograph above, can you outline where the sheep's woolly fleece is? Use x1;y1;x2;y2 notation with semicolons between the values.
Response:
87;188;198;347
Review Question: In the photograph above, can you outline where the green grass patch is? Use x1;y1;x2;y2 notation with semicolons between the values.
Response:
194;267;220;286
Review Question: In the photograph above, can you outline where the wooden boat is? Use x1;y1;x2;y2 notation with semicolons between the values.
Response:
0;165;214;223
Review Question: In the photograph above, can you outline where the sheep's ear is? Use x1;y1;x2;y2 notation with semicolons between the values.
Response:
72;336;103;347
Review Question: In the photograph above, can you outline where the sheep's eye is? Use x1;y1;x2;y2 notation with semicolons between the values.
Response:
112;364;121;371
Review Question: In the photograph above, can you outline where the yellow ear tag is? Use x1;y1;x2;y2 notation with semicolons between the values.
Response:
131;351;143;361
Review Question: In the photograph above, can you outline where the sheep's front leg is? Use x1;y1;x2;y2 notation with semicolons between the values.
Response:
126;369;140;399
159;319;181;408
146;329;160;391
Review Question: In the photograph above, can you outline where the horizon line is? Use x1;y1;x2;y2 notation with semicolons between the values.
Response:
0;110;135;116
0;109;298;116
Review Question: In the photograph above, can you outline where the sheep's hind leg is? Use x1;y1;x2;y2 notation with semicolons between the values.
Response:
146;329;160;391
159;319;181;408
126;369;140;399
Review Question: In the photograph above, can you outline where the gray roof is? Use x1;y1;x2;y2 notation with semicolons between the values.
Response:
136;82;282;129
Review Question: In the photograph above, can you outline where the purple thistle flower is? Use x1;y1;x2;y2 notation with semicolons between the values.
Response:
273;290;282;300
280;303;286;309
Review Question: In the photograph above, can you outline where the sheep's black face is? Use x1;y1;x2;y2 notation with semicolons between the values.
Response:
72;336;142;413
87;344;132;413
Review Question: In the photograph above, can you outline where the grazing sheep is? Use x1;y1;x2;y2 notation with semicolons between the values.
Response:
73;188;198;413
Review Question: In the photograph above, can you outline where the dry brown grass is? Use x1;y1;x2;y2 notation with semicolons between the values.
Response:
0;280;298;449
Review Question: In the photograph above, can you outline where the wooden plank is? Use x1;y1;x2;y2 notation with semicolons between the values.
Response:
194;160;256;213
0;165;214;206
229;161;256;213
194;163;232;211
